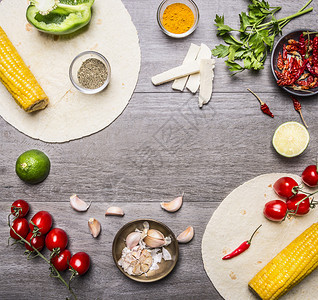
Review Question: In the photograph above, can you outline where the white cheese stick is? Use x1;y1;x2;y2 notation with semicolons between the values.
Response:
151;61;200;86
186;43;211;93
172;43;200;91
199;58;215;108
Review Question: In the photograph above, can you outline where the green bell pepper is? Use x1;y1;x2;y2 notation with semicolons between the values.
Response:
26;0;95;35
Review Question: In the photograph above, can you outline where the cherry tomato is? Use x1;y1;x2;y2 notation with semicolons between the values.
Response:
10;218;29;240
263;200;288;222
302;165;318;187
30;211;53;235
45;228;68;251
25;232;45;252
69;252;90;275
273;177;299;199
286;193;310;215
11;199;29;218
51;249;72;271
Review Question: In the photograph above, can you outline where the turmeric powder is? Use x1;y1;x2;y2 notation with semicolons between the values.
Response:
162;3;195;34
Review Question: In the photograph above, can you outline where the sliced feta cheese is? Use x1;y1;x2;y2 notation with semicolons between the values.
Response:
199;59;215;107
186;43;211;93
151;61;200;86
172;43;200;91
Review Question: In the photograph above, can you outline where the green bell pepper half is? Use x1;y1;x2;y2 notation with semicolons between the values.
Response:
26;0;95;35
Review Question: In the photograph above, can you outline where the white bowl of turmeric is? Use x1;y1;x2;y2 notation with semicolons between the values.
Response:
157;0;199;38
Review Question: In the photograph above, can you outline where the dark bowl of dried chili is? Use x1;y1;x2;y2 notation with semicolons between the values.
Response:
271;29;318;97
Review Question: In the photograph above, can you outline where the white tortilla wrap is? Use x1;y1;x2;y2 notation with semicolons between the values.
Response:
0;0;140;142
202;173;318;300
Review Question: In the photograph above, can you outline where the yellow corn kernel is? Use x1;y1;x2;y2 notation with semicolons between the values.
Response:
0;26;48;112
248;223;318;300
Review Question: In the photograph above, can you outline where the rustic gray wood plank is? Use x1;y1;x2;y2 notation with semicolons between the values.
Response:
1;0;318;299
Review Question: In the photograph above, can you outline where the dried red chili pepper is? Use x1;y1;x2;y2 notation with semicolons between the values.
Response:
298;33;306;58
312;36;318;72
247;89;274;118
277;52;284;70
222;225;262;260
291;96;308;128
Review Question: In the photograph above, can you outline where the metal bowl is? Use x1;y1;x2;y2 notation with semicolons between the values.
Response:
112;219;179;282
271;30;318;97
69;50;111;94
157;0;199;38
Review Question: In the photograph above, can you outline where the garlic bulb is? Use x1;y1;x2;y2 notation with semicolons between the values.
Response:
88;218;101;238
160;195;183;212
144;229;166;248
70;194;91;212
105;206;125;216
177;226;194;243
126;232;142;249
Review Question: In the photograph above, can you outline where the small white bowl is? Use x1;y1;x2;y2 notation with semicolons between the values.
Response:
69;51;111;94
157;0;199;38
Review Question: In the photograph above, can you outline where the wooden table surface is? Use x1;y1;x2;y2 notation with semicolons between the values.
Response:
1;0;318;299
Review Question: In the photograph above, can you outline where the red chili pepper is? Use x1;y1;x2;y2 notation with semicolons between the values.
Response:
291;96;308;128
261;103;274;118
298;34;306;58
312;36;318;70
247;89;274;118
222;225;262;260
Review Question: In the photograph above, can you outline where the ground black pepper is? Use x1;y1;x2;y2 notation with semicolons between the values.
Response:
77;58;108;89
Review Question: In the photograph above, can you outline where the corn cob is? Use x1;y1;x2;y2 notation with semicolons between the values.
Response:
0;26;48;112
248;223;318;300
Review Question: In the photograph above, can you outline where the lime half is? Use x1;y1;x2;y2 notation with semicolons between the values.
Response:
15;149;50;184
272;121;309;157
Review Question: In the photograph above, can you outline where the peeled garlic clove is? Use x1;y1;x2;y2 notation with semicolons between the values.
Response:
177;226;194;243
88;218;101;238
70;194;91;212
144;229;166;248
126;231;142;249
105;206;124;216
160;195;183;212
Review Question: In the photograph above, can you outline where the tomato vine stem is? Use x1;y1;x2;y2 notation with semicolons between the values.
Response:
7;217;77;300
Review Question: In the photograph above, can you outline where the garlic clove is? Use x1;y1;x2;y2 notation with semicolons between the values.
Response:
144;229;166;248
177;226;194;243
160;195;183;212
88;218;101;238
126;231;142;250
105;206;125;216
144;235;166;248
70;194;91;212
147;229;165;240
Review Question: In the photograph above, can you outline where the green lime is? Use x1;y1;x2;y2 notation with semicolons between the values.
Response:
15;149;50;184
272;121;309;157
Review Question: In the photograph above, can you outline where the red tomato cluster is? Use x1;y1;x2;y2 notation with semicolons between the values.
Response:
9;200;90;275
263;164;318;222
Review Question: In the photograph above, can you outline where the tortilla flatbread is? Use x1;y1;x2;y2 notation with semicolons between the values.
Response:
0;0;140;142
202;173;318;300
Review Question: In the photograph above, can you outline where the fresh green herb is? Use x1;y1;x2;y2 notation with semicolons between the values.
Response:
212;0;313;74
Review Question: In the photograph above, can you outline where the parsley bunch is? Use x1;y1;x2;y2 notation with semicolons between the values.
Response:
212;0;313;73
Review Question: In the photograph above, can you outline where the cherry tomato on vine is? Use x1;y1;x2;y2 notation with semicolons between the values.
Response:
11;199;29;218
30;211;53;235
263;200;288;222
302;165;318;187
45;228;68;252
51;249;72;271
286;193;310;216
69;252;90;275
25;232;45;252
10;218;29;240
273;177;299;199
